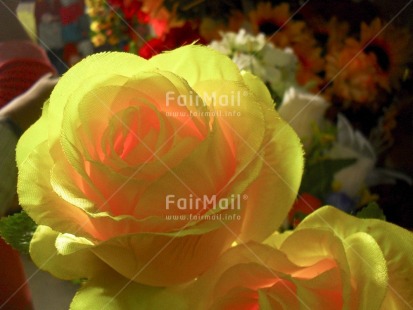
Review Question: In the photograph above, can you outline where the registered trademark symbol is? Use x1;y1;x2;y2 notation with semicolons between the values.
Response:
243;194;248;200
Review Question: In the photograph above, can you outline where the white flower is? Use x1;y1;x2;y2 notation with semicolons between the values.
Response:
209;29;298;100
328;115;376;198
278;87;329;145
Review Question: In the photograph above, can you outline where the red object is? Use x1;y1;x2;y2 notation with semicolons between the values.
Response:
139;37;166;59
60;1;84;25
139;22;206;59
63;42;79;63
0;59;55;108
0;41;56;108
34;0;61;26
0;238;33;310
107;0;148;22
288;193;322;227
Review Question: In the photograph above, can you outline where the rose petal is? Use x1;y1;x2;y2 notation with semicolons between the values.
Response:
30;225;103;280
211;287;259;310
236;72;303;242
149;45;244;86
91;220;241;286
70;267;188;310
298;206;413;308
16;100;50;167
344;232;388;309
48;52;153;146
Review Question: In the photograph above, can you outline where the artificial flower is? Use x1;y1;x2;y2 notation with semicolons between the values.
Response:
293;40;324;91
328;115;376;199
278;87;329;147
189;206;413;309
141;0;180;37
86;3;104;18
90;32;106;46
139;22;206;59
325;38;380;106
249;2;311;49
138;37;165;58
360;18;411;90
107;0;144;20
16;45;303;303
324;17;350;53
209;29;298;101
86;0;152;50
86;1;122;48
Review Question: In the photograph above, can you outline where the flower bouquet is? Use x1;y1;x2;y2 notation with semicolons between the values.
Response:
1;43;412;309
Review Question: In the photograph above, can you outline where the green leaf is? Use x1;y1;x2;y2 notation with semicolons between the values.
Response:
356;202;386;220
0;211;37;254
306;122;337;164
300;158;356;198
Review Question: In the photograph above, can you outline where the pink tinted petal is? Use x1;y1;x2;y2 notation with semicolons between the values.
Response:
266;280;299;309
91;220;242;286
18;141;100;239
292;259;338;279
213;263;278;297
211;287;259;310
239;108;304;242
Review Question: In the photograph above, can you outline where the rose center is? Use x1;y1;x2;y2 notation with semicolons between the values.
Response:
364;43;390;72
259;20;281;35
109;104;163;163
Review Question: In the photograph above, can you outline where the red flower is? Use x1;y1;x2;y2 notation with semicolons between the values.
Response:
139;22;206;59
288;193;322;227
107;0;148;23
139;37;165;59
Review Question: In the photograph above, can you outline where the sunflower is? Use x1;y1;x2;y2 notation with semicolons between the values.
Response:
360;18;411;90
249;2;312;48
249;2;322;90
325;38;381;107
324;17;350;53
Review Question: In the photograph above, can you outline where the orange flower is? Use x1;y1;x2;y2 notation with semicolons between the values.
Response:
294;40;324;91
249;2;322;90
360;18;411;90
325;38;380;107
249;2;311;49
325;17;350;53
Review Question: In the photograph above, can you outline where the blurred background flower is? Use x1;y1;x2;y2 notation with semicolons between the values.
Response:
209;29;297;102
278;87;329;147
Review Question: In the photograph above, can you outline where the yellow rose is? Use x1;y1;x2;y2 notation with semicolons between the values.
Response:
16;45;303;298
190;206;413;309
